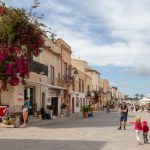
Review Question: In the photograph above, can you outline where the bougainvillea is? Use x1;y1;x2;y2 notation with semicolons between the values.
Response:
0;1;44;89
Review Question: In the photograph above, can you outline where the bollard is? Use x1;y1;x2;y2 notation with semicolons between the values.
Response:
14;116;20;128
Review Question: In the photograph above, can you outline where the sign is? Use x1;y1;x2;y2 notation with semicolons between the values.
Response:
0;106;7;117
18;92;24;101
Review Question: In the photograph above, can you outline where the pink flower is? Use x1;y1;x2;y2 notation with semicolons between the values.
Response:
9;46;18;53
6;63;14;75
0;7;6;15
0;51;6;62
9;76;20;86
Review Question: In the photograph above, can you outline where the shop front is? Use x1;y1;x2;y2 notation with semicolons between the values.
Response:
47;88;63;116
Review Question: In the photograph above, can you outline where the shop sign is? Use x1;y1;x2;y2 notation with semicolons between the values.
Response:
18;92;24;101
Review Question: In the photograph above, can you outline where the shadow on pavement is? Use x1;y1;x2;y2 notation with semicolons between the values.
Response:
30;112;121;129
0;139;107;150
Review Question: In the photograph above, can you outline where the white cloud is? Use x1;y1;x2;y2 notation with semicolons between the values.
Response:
5;0;150;69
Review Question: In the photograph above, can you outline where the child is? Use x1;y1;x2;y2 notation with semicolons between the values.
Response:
130;116;143;145
142;121;149;143
22;105;28;127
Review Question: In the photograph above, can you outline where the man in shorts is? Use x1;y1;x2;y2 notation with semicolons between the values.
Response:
118;101;128;130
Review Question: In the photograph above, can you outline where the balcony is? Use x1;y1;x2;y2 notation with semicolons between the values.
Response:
63;75;74;84
48;76;74;88
86;91;91;97
31;60;48;76
48;78;64;87
98;88;104;94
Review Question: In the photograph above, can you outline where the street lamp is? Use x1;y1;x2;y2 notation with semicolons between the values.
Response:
73;69;79;81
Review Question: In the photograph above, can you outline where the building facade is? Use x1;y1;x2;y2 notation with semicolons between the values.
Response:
1;37;73;117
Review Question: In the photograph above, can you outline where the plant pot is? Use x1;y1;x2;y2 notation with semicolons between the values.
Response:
83;111;88;118
9;117;15;125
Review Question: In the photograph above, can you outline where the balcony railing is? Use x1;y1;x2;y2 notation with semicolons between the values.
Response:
31;60;48;76
86;91;91;97
48;78;64;87
47;77;74;88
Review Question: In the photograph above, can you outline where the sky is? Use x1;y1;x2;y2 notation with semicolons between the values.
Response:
4;0;150;97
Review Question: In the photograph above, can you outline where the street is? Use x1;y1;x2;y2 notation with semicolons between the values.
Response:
0;111;150;150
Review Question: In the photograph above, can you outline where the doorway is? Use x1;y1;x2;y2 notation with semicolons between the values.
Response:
42;92;46;109
80;98;82;111
51;97;58;116
24;87;35;115
72;97;75;113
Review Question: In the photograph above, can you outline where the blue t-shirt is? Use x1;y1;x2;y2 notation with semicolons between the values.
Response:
24;100;30;109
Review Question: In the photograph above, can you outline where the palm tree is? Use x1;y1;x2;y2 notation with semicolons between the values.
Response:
124;95;129;100
139;94;144;99
134;94;139;100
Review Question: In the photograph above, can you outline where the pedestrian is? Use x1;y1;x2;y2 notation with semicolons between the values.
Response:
106;104;110;114
24;97;31;114
131;105;134;112
130;116;143;145
142;121;149;143
22;105;28;127
49;105;53;119
40;107;46;120
118;101;128;130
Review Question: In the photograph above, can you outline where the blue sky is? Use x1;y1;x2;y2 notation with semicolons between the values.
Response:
4;0;150;97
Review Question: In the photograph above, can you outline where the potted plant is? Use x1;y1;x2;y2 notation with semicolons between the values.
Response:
61;103;67;117
82;106;89;118
61;103;67;110
9;113;16;125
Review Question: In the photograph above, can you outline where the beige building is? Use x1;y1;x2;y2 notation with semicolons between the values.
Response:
111;87;118;101
71;59;101;110
102;79;112;106
98;78;104;107
56;38;72;113
1;37;73;117
70;65;92;113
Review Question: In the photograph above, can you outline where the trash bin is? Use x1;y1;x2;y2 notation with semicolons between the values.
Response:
14;116;20;128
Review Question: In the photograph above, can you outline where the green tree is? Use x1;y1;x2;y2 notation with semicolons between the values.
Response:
124;95;129;100
134;94;139;100
139;94;144;99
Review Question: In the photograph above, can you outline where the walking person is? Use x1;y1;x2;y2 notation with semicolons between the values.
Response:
142;121;149;143
24;97;31;115
118;101;128;130
106;104;110;114
130;117;143;145
22;105;28;127
49;105;53;120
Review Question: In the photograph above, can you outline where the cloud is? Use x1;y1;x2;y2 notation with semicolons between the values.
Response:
5;0;150;73
120;65;150;76
36;0;150;68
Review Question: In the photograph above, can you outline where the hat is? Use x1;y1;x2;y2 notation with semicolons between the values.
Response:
142;121;147;125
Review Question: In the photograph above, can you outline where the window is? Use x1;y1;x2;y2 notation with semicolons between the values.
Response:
64;62;67;82
58;73;61;80
79;78;81;92
76;97;79;107
50;66;55;85
73;83;75;91
68;65;71;78
87;85;90;92
82;79;84;93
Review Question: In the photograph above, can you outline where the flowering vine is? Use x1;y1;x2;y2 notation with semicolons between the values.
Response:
0;1;44;89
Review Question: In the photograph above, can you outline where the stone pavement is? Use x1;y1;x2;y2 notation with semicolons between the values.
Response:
0;111;150;150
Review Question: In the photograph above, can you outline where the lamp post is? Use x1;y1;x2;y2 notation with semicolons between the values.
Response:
73;69;79;81
66;68;79;116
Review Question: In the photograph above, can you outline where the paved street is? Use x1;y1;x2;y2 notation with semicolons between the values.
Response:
0;111;150;150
